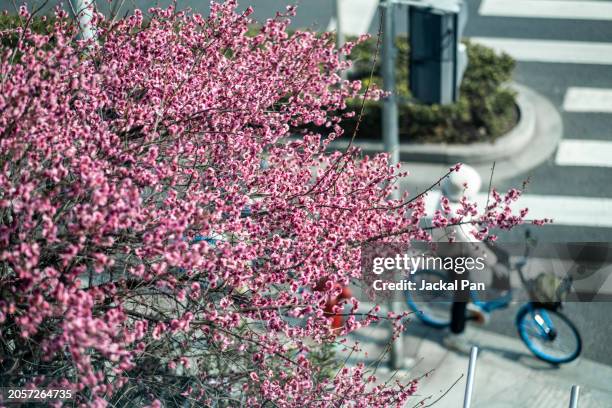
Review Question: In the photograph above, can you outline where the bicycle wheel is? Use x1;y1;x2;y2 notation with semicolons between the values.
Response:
516;304;582;364
405;269;453;328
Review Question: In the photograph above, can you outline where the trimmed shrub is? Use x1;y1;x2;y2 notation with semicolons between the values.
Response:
343;36;517;144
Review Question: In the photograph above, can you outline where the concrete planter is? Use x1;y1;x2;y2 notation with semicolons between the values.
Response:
327;83;537;165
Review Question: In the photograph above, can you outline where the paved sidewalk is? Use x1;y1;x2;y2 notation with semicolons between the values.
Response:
340;311;612;407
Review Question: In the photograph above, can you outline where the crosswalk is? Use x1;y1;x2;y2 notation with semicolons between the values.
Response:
471;1;612;231
329;0;612;232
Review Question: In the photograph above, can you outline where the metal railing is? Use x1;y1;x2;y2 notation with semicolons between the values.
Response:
462;346;581;408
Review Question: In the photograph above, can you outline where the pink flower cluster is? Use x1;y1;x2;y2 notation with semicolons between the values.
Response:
0;2;534;406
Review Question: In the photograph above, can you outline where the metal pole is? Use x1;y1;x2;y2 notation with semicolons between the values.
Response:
334;0;347;80
569;385;580;408
463;346;478;408
73;0;96;41
381;0;400;170
381;0;403;370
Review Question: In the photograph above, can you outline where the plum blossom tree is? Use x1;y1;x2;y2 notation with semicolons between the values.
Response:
0;2;535;406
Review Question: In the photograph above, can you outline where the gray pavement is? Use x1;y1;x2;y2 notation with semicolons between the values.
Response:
344;315;612;407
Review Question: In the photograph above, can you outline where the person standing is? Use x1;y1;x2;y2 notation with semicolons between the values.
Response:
433;164;496;353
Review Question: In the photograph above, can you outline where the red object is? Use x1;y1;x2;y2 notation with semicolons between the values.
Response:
315;280;352;331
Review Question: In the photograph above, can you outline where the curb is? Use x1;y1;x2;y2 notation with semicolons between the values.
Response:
396;84;562;184
327;82;536;164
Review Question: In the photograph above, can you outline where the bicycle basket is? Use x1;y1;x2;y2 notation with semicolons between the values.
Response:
528;272;571;303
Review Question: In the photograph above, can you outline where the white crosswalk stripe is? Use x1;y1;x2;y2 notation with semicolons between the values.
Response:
479;0;612;21
563;87;612;113
425;191;612;228
556;139;612;168
470;37;612;65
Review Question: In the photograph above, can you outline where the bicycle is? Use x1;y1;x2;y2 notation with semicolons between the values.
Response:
404;236;582;365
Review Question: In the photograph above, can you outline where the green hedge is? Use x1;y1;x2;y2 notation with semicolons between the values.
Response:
343;36;517;144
